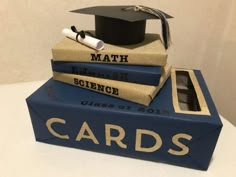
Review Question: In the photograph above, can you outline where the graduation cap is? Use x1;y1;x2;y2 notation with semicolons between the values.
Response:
71;5;173;49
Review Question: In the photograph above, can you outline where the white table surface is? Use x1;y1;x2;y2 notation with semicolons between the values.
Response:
0;80;236;177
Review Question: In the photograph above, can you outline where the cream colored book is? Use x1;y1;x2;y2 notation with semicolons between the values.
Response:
53;65;171;106
52;33;167;66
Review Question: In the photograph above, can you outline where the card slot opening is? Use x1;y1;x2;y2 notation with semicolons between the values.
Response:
172;69;210;115
176;71;201;112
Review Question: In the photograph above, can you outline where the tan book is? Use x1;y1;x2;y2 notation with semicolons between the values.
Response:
52;33;167;66
53;65;171;106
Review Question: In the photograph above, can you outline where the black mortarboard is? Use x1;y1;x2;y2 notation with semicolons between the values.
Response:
71;5;173;48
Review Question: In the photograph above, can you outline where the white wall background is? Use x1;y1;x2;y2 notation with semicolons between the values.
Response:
0;0;236;125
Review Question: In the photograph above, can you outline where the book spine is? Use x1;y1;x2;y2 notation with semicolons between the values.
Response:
53;72;152;106
52;48;167;66
52;65;171;106
51;61;161;86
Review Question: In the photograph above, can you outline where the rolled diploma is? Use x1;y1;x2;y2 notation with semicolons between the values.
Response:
62;28;104;50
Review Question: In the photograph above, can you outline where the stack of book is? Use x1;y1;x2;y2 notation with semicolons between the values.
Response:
51;33;171;106
50;5;173;106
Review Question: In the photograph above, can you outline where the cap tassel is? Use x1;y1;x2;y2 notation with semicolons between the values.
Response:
122;5;171;49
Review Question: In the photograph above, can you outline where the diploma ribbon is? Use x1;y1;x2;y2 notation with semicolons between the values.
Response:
63;27;104;50
71;26;86;41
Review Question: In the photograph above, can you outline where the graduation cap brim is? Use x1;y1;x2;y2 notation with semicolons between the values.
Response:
71;6;173;22
71;6;173;45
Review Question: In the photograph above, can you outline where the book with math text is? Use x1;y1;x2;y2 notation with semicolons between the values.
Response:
52;34;167;66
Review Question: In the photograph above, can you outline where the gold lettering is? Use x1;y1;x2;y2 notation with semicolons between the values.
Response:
135;129;162;152
46;118;69;140
105;124;127;149
168;133;192;156
76;122;99;144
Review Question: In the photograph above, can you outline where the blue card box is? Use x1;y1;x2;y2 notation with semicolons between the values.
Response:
26;69;222;170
